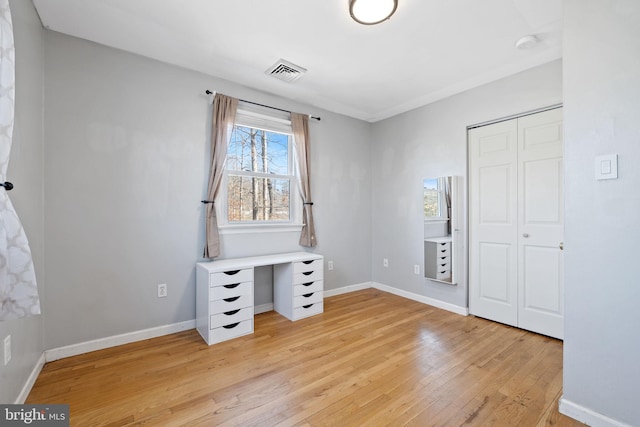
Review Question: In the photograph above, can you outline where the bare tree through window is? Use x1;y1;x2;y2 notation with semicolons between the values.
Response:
226;125;291;222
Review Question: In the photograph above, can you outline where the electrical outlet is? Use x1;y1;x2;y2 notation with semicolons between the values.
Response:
383;258;389;268
157;283;167;298
328;261;334;270
414;265;420;275
4;335;11;366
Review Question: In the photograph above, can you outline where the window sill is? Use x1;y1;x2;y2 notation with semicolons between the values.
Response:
219;223;304;235
424;218;449;223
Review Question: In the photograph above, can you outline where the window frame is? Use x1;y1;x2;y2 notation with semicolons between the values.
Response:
217;104;302;234
423;177;448;221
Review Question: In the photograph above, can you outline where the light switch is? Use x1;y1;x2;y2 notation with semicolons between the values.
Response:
595;154;618;180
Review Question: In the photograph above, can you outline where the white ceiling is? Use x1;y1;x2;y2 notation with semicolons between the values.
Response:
31;0;562;122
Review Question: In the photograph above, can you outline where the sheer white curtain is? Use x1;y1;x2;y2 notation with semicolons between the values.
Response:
0;0;41;320
203;93;238;258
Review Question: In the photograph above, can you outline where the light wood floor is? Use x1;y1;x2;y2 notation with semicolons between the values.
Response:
27;289;585;426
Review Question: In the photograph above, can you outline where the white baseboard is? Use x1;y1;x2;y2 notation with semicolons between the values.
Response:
15;352;46;404
371;282;469;316
559;397;633;427
324;282;373;298
44;319;195;362
254;303;274;314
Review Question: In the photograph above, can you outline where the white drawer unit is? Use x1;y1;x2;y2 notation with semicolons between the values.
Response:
425;237;453;283
274;258;324;321
196;252;324;345
196;266;254;345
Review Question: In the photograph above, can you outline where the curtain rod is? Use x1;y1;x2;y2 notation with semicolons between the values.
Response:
205;90;321;121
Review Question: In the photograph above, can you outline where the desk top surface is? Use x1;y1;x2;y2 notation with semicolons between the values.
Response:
197;251;323;272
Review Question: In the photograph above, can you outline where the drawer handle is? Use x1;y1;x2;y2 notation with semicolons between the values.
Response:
224;283;240;289
222;322;240;329
439;270;447;274
224;270;241;276
224;309;240;316
302;271;314;276
302;304;314;309
302;260;314;265
440;264;447;267
302;293;314;298
302;282;314;287
223;296;240;302
440;249;447;253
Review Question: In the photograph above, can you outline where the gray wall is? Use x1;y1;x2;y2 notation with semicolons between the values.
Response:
562;1;640;425
0;0;45;403
43;31;372;349
370;60;562;309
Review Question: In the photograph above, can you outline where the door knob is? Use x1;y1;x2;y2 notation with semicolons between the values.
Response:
559;242;564;251
522;233;530;238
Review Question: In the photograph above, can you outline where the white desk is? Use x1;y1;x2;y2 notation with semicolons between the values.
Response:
196;252;324;345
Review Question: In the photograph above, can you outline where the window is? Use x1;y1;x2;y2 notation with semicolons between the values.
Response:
219;104;301;232
423;177;446;219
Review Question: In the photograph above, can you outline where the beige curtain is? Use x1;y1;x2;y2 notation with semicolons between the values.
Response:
204;94;238;258
0;0;41;320
291;113;317;247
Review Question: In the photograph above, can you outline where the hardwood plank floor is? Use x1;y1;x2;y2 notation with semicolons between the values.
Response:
27;289;586;426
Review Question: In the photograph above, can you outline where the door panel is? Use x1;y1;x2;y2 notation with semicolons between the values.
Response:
478;242;512;303
517;108;564;339
469;119;518;327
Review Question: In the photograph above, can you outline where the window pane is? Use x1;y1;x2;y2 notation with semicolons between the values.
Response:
227;175;291;221
227;126;289;175
424;178;440;217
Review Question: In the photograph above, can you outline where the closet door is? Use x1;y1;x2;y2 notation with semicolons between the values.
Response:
517;108;564;339
468;119;518;326
469;108;564;340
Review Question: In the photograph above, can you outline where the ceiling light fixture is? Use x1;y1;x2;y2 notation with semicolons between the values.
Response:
349;0;398;25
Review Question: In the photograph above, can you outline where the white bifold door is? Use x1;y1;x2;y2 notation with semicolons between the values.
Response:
468;108;564;339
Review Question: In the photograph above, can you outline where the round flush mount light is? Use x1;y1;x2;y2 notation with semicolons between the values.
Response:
349;0;398;25
515;35;539;50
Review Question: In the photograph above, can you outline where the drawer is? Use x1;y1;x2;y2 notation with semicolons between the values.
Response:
436;270;451;280
436;242;451;251
210;294;253;313
210;307;253;329
293;291;323;307
437;248;450;257
292;301;323;320
293;259;322;274
210;268;253;286
209;319;253;344
293;280;323;296
436;261;451;271
211;281;252;301
293;269;323;284
437;255;450;264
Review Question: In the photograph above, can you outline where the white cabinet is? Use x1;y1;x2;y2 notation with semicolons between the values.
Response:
274;258;324;321
196;252;324;345
424;237;452;282
196;267;254;345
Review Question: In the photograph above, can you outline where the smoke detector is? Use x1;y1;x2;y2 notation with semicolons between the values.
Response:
265;59;307;83
515;35;539;50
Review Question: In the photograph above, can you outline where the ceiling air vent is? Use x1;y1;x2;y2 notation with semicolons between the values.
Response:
265;59;307;83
